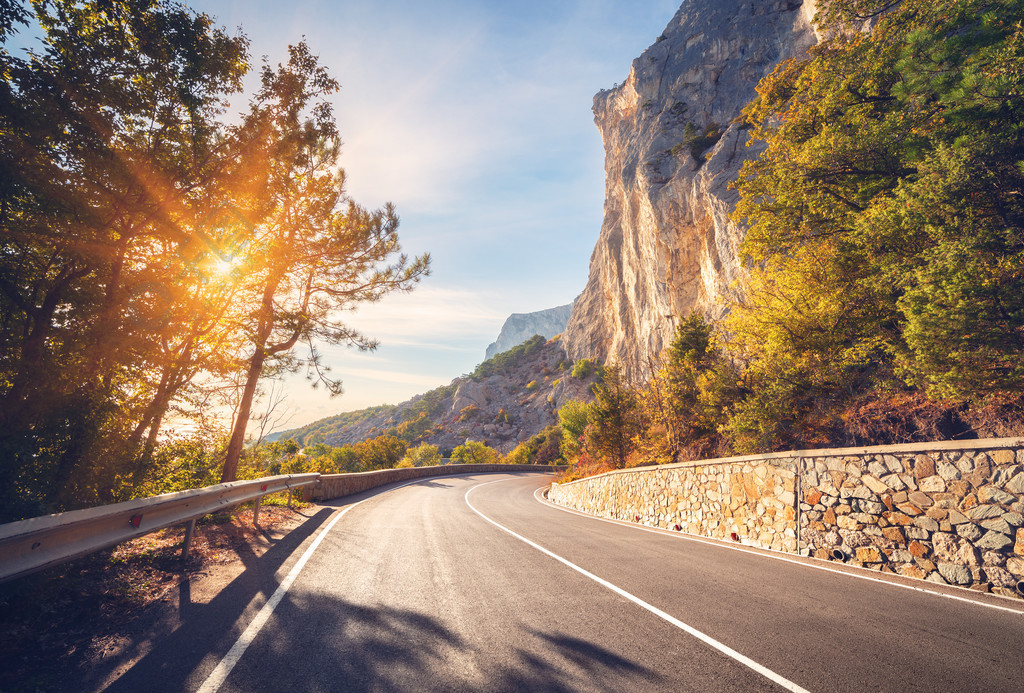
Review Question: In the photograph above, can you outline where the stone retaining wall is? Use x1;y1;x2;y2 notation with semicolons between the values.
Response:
549;458;800;552
548;438;1024;599
309;464;561;501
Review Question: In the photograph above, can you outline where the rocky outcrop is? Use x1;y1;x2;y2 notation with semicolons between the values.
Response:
562;0;818;372
485;302;575;360
281;338;596;454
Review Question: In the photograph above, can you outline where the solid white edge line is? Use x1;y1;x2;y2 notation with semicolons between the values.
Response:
533;485;1024;616
465;480;812;693
196;474;494;693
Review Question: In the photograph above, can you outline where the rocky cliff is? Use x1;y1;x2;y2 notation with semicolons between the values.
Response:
562;0;819;373
485;302;575;360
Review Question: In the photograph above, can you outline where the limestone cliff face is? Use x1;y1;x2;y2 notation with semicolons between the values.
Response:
562;0;818;372
485;302;575;360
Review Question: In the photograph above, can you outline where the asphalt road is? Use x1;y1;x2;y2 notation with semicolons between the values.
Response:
104;472;1024;692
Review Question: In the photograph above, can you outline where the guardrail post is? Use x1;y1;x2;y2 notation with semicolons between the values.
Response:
253;495;262;527
181;518;196;559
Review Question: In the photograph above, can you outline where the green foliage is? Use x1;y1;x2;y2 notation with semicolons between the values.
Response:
504;443;533;465
0;0;250;520
638;315;739;459
402;442;442;467
585;363;640;469
391;411;433;442
571;358;598;379
352;435;408;471
683;121;723;162
471;335;546;380
525;380;539;392
517;425;564;465
730;0;1024;426
134;435;227;498
557;399;593;460
451;440;500;465
458;404;480;422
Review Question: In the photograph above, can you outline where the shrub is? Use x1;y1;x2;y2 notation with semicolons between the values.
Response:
571;358;596;379
402;442;442;467
451;441;500;465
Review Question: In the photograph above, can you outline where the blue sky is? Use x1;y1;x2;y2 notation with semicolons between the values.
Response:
187;0;681;430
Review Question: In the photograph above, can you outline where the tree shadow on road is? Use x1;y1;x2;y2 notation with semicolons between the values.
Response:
96;507;335;693
211;591;665;693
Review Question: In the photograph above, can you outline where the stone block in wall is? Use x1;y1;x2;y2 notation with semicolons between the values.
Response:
968;504;1004;520
977;531;1013;551
938;561;972;585
980;486;1016;504
914;455;936;479
1007;473;1024;495
1007;556;1024;576
983;565;1016;588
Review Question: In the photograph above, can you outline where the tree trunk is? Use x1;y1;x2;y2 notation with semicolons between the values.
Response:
221;347;266;483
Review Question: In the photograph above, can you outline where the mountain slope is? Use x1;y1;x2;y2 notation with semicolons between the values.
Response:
277;336;598;453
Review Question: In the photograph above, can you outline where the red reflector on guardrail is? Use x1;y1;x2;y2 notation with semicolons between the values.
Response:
260;484;268;492
129;514;142;528
730;532;739;541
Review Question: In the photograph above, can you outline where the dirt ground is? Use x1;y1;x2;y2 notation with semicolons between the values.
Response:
0;501;325;693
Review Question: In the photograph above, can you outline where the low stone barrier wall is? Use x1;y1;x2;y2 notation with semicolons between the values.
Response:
548;438;1024;599
309;464;561;502
549;458;800;552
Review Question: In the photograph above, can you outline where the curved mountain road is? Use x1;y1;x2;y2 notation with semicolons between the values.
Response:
104;472;1024;692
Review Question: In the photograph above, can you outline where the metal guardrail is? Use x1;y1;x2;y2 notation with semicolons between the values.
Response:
0;473;319;584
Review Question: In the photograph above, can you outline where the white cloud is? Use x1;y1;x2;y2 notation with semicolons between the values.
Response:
342;284;506;344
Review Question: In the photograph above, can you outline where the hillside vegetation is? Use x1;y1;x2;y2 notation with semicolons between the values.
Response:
276;335;597;454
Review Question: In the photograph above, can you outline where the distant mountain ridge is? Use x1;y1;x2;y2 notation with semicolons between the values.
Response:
485;302;575;360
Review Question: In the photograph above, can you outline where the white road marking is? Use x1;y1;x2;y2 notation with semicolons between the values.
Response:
196;476;462;693
466;480;813;693
533;484;1024;616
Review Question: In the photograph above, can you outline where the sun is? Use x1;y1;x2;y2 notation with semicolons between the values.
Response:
211;257;236;278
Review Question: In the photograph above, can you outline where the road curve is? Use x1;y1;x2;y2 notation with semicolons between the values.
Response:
103;472;1024;692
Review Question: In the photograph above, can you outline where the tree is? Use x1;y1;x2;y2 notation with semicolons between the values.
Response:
402;442;442;467
585;363;639;468
219;44;430;482
557;399;592;460
451;440;500;465
0;0;250;518
352;435;408;471
506;425;563;465
731;0;1024;417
